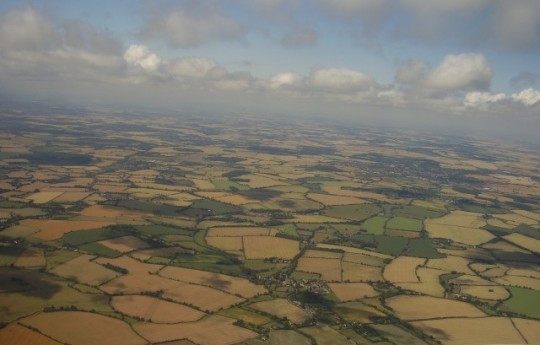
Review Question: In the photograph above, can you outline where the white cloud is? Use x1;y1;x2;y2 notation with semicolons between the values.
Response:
463;91;506;110
269;72;300;89
124;45;161;72
309;67;374;91
0;7;58;51
425;53;491;91
395;60;425;85
142;2;243;48
511;88;540;106
169;57;218;78
492;1;540;51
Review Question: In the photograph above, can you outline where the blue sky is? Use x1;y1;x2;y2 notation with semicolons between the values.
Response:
0;0;539;123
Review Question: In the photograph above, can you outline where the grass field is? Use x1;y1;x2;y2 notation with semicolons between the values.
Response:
499;286;540;318
386;216;423;232
361;216;388;235
323;204;382;221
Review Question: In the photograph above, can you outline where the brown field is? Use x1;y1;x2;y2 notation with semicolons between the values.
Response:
411;317;525;345
238;174;286;188
163;284;244;312
93;183;128;193
383;256;425;283
20;311;146;345
304;249;343;259
51;254;120;286
503;233;540;253
286;214;347;223
342;261;383;282
316;243;392;259
21;219;114;240
450;274;497;286
430;211;486;228
80;204;148;218
512;209;540;222
426;255;475;274
493;275;540;290
506;267;540;279
0;323;61;345
249;298;310;324
133;315;257;345
111;295;205;323
14;248;46;268
26;191;64;204
159;266;266;298
301;325;356;345
243;236;299;259
387;295;485;320
512;318;540;345
100;273;181;294
328;282;378;301
207;227;270;237
460;285;510;300
51;191;91;203
0;225;38;238
98;235;149;253
342;252;385;267
296;257;341;281
425;223;494;246
206;236;244;251
398;267;445;297
495;213;537;226
96;255;162;274
307;193;366;205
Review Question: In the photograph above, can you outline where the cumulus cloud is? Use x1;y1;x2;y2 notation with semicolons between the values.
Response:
511;88;540;106
142;1;244;48
0;6;124;82
463;91;506;110
425;53;491;91
268;72;300;89
309;67;374;91
169;57;219;78
124;45;161;72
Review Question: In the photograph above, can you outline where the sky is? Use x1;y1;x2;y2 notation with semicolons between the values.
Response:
0;0;539;136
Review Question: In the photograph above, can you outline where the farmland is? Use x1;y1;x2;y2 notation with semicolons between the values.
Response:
0;111;539;345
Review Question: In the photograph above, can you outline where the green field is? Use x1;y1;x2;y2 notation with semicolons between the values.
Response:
78;242;121;258
361;216;388;235
392;205;444;219
499;286;540;318
386;216;423;232
323;204;382;221
403;238;443;258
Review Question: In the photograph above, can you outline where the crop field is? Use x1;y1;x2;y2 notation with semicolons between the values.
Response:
328;282;378;301
383;256;425;283
249;298;311;324
2;113;540;345
133;315;258;345
243;236;299;259
111;295;205;322
411;317;525;345
21;219;114;240
0;323;61;345
296;257;341;281
20;311;146;345
159;266;266;298
51;254;120;286
387;295;485;320
163;284;244;312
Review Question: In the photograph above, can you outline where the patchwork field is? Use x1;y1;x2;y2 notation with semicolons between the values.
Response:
249;298;311;325
111;295;205;322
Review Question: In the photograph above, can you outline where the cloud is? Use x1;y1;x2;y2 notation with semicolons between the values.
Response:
463;91;506;110
309;67;374;91
141;1;244;48
124;45;161;72
491;1;540;52
510;71;539;89
397;53;492;95
0;6;124;82
268;72;300;89
511;88;540;106
168;57;219;78
425;53;491;91
281;26;318;48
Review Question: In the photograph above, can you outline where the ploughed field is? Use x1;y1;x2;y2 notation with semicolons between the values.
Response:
0;112;539;345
